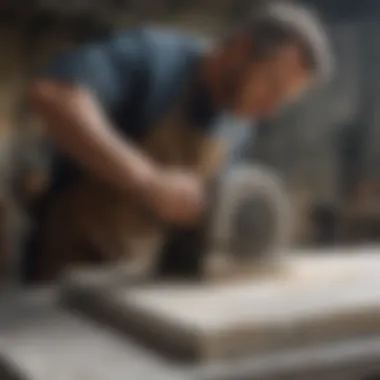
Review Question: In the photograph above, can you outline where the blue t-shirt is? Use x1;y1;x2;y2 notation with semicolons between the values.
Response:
41;27;253;194
23;27;254;282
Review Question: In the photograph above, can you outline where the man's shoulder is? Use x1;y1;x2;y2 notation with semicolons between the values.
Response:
44;27;210;77
140;26;211;49
110;26;211;58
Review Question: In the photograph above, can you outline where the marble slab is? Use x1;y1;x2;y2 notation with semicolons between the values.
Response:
61;246;380;362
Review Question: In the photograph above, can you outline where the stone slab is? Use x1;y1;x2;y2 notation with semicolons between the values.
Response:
0;289;189;380
61;246;380;362
4;288;380;379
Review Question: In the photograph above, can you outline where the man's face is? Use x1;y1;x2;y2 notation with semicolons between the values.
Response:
231;43;312;119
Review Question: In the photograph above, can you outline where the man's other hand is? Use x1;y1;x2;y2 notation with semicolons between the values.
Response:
143;169;206;226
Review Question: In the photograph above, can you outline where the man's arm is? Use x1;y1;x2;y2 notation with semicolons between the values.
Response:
28;36;205;225
28;33;161;197
28;80;157;196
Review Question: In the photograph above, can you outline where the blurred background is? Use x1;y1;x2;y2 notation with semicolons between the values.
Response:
0;0;379;279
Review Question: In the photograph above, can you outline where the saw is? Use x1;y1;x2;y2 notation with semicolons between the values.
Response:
156;164;292;280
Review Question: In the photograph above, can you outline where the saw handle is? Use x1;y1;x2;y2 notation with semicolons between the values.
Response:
155;179;218;279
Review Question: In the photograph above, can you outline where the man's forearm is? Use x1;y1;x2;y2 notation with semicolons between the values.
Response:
29;81;157;195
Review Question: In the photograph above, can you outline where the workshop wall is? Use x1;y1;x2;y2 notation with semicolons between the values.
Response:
250;2;380;244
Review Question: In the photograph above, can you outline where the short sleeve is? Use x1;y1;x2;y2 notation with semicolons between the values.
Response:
40;31;146;114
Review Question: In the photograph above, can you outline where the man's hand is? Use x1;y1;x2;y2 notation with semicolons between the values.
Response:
143;168;206;226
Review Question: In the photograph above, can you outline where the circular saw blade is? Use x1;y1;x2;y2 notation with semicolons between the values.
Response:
209;164;292;265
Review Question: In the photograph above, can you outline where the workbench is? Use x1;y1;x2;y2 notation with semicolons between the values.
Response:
3;249;380;379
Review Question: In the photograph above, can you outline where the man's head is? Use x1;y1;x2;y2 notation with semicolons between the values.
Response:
208;1;334;119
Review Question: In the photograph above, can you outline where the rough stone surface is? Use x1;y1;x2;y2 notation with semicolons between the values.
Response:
62;247;380;362
3;287;380;379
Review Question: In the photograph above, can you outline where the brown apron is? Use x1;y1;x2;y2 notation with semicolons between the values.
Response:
37;84;228;281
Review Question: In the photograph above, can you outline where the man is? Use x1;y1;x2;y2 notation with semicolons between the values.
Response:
24;1;333;282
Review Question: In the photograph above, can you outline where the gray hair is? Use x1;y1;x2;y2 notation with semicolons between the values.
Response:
236;1;334;85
